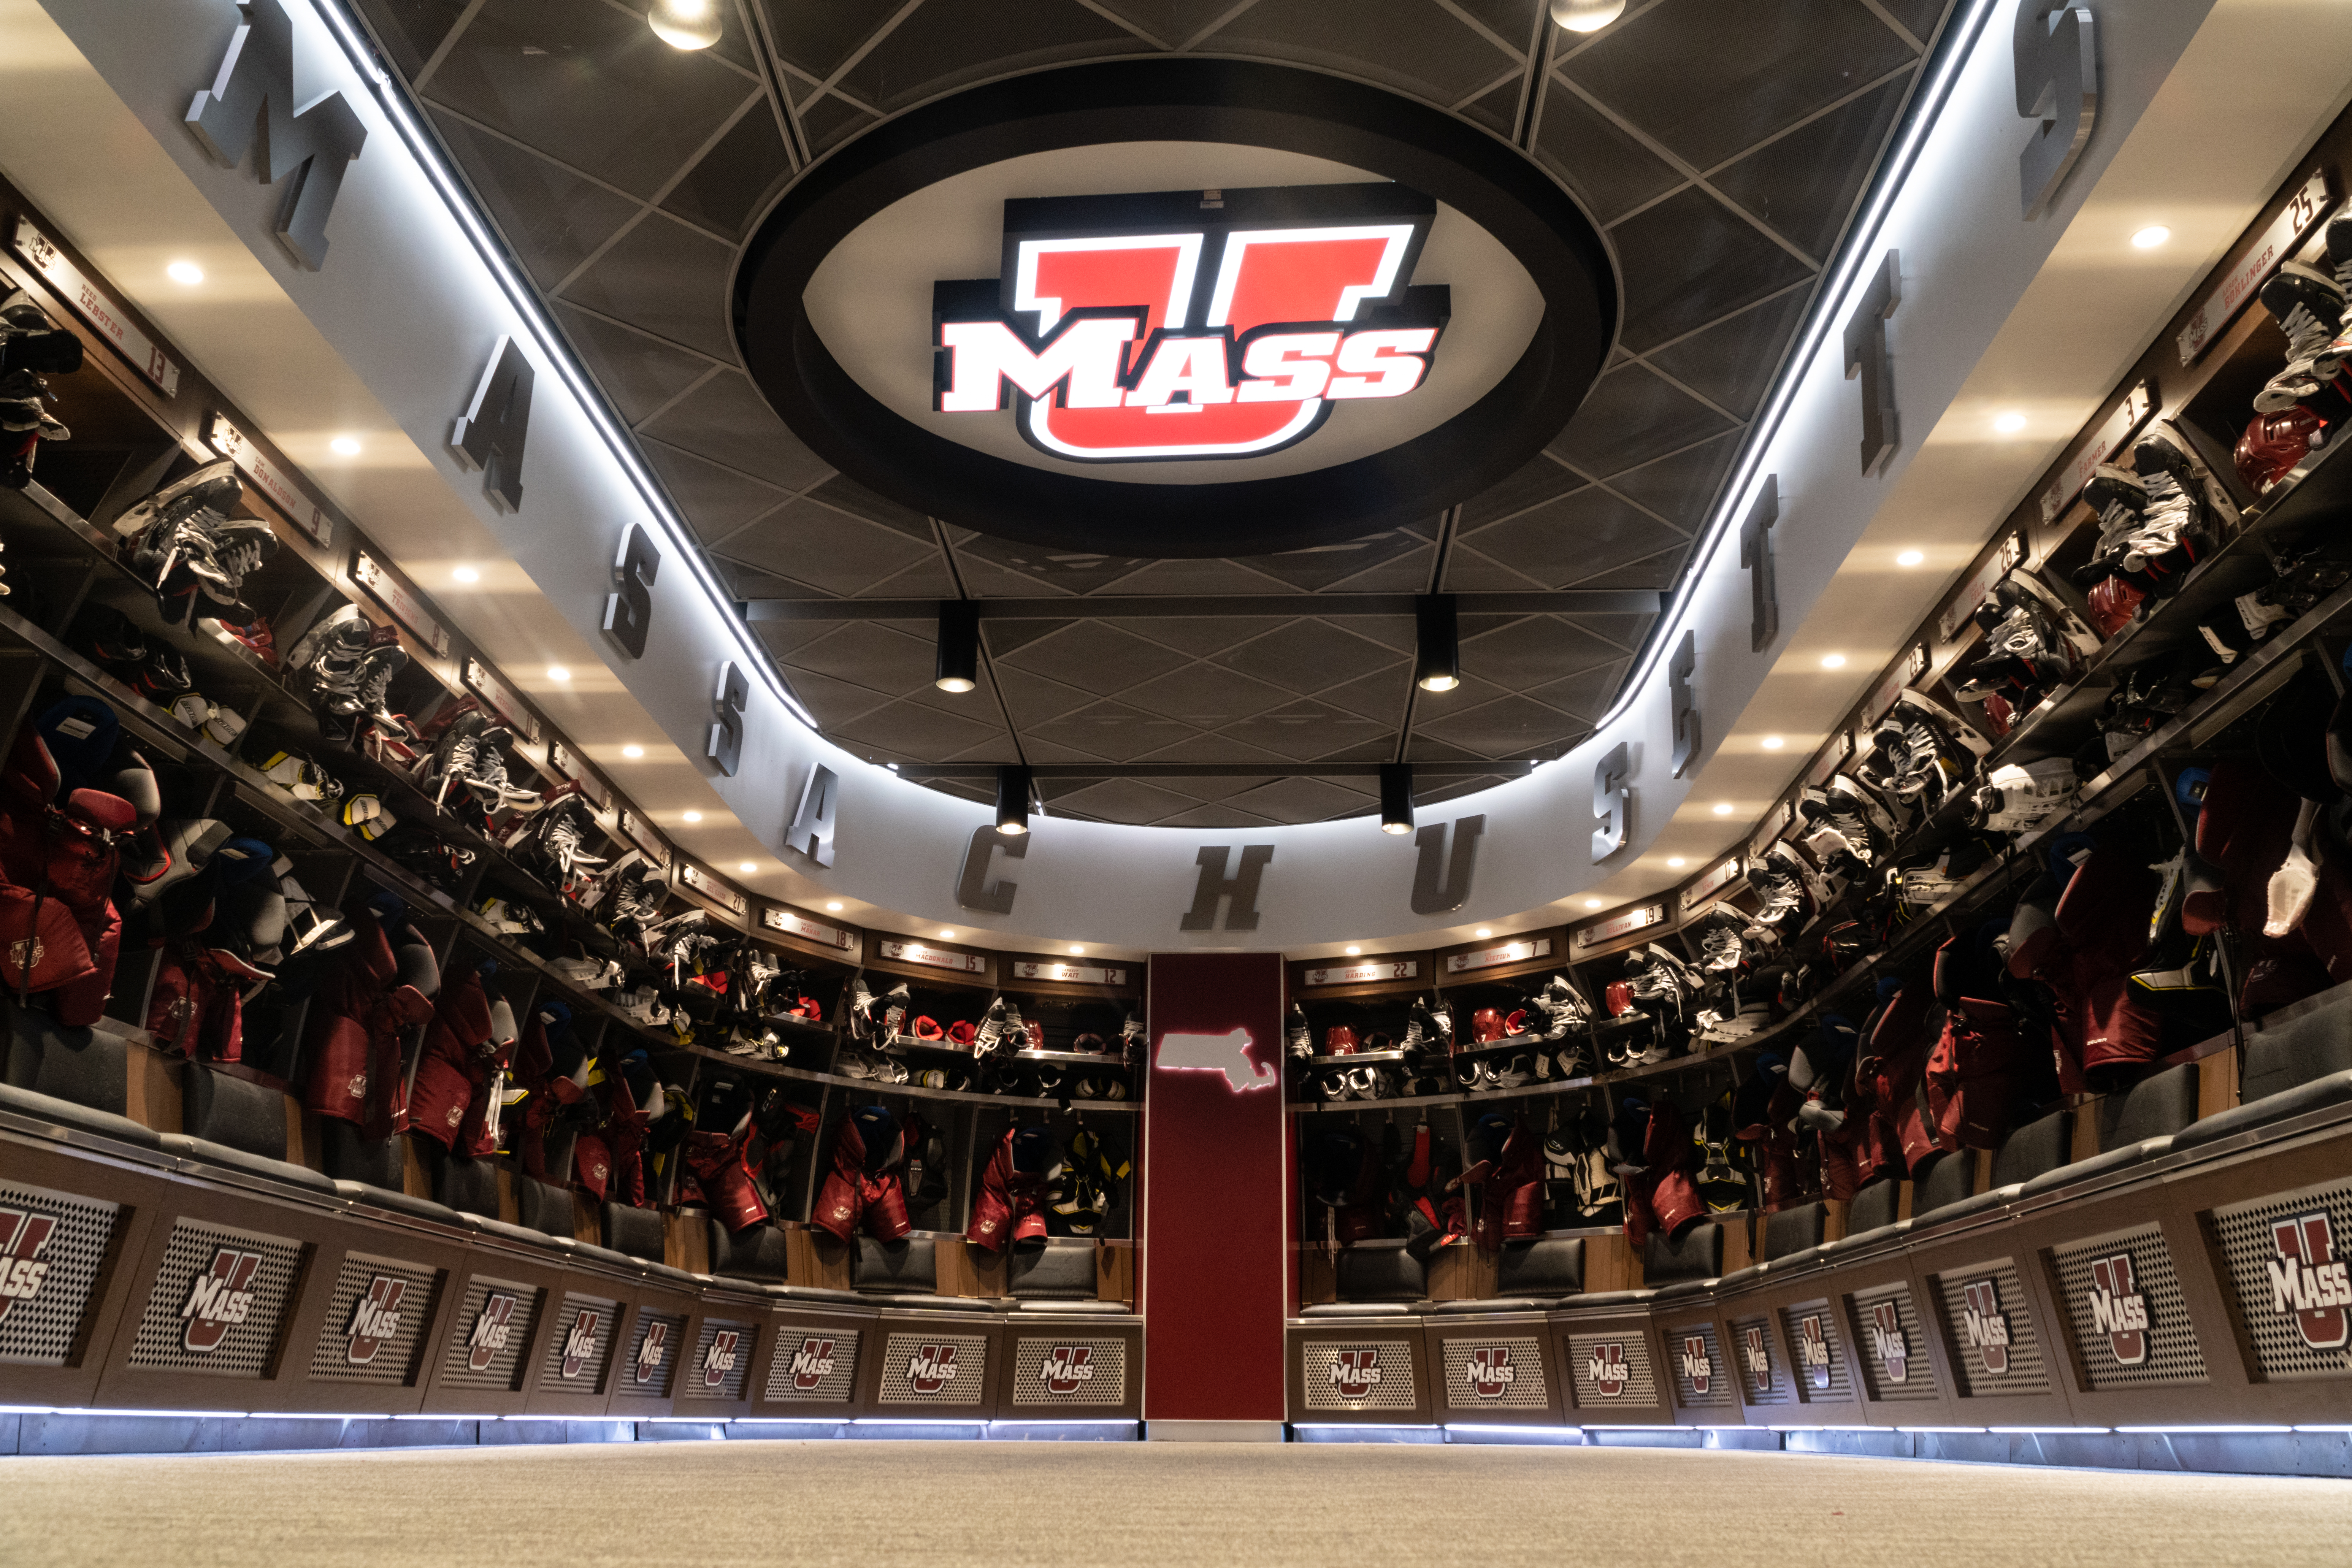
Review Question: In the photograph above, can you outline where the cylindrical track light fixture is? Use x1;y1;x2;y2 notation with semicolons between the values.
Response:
1549;0;1626;32
1379;763;1415;836
995;765;1033;836
648;0;722;49
935;599;980;693
1414;593;1459;692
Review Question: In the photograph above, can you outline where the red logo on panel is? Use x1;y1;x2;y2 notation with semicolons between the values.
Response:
2269;1213;2352;1351
0;1208;58;1323
179;1248;262;1352
1961;1278;2011;1374
934;185;1446;463
344;1276;407;1365
1585;1342;1628;1398
636;1321;670;1385
2087;1254;2151;1365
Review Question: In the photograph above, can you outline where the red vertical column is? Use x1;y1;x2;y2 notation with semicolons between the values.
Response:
1140;952;1288;1432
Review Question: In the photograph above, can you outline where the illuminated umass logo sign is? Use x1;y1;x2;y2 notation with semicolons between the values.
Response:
932;185;1448;463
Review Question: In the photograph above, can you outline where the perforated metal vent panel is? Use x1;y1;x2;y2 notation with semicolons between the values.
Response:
536;1293;621;1394
2051;1225;2206;1389
1848;1283;1937;1401
1933;1259;2050;1397
1300;1340;1416;1411
307;1254;438;1385
1665;1322;1733;1409
1728;1315;1786;1405
1011;1336;1128;1406
438;1275;540;1392
2211;1178;2352;1383
1565;1332;1657;1408
1779;1300;1852;1402
1435;1335;1548;1410
127;1218;302;1378
625;1311;688;1397
0;1180;120;1368
877;1331;989;1405
682;1318;755;1400
765;1327;859;1402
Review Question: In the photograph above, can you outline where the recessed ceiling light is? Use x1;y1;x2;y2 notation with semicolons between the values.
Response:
1994;412;2027;434
682;810;701;823
740;862;758;873
1821;653;1846;669
1713;802;1733;815
1583;898;1603;910
1344;945;1361;956
330;436;362;456
649;0;720;49
1475;927;1492;939
1067;945;1085;955
885;762;899;772
1761;735;1784;750
1665;856;1687;869
2131;225;2171;250
1897;549;1925;567
452;566;479;584
166;260;203;286
546;666;569;682
939;929;956;940
825;901;844;912
622;745;644;759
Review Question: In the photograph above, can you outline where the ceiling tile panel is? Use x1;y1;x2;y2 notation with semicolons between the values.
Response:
638;439;783;542
1459;454;1586;529
1416;774;1512;807
1710;72;1912;261
1436;544;1546;593
1084;558;1296;596
551;304;716;424
782;619;939;695
1319;663;1414;724
755;0;906;80
1543;363;1738;476
427;111;640;290
980;618;1079;660
1559;0;1917;171
1125;732;1291;768
1083;0;1244;48
832;0;1138;113
634;371;833;490
796;93;880;156
1412;691;1583;758
1527;658;1629;720
1576;544;1692;590
1642;287;1812;420
1455;485;1684;589
712;499;942;593
999;621;1193;696
1205;0;1525;107
1043;778;1206;825
1877;0;1954;45
659;106;793;238
810;476;934;539
1226;775;1377;824
353;0;468;77
1450;0;1544;52
1459;76;1522;139
1608;186;1817;352
950;534;1155;595
1529;83;1686;226
1219;705;1391;762
1114;617;1291;659
1603;431;1740;533
1216;620;1405;696
1461;615;1620;689
755;663;890;730
1237;527;1436;591
1028;701;1199;762
1118;662;1293;727
1155;803;1280;829
423;0;758;199
558;212;741;360
989;664;1099;729
831;699;1009;760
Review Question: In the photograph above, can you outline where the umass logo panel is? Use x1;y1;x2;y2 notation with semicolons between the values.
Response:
2210;1179;2352;1380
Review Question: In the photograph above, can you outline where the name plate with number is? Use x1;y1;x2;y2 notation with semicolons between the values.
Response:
1446;937;1553;975
2037;382;2156;526
878;940;989;976
9;217;180;396
464;658;540;744
1012;961;1126;986
1570;906;1663;954
354;553;452;657
762;906;858;955
208;414;333;546
1678;859;1744;913
2177;169;2334;366
1301;959;1417;988
676;862;746;916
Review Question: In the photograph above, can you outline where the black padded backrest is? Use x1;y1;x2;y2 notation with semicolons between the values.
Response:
1915;1150;1974;1213
4;1002;128;1113
320;1119;404;1187
1992;1109;2070;1187
1644;1222;1723;1283
1009;1237;1096;1299
1497;1235;1583;1296
2102;1061;2200;1146
854;1233;939;1294
1762;1202;1827;1260
603;1201;666;1261
707;1219;791;1280
1335;1239;1426;1303
184;1067;287;1160
439;1156;501;1218
517;1176;574;1238
1847;1179;1900;1235
2244;1004;2352;1102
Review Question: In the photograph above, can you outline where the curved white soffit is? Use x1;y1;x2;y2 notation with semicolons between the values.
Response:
36;0;2216;953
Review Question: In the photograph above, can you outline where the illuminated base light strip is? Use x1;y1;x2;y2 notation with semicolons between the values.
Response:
2112;1425;2293;1435
1984;1427;2114;1435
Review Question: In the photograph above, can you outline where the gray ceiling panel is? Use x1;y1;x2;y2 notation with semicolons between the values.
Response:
357;0;1946;821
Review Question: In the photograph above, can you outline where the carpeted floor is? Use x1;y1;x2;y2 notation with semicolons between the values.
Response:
3;1441;2349;1567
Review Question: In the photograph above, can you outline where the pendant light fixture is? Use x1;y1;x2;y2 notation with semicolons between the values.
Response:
1414;593;1460;693
995;765;1033;836
935;599;980;693
1379;763;1415;836
649;0;722;50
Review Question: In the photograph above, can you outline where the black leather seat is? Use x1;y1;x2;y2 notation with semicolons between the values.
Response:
0;1003;163;1147
709;1219;793;1281
2019;1062;2199;1198
438;1154;502;1219
2175;1000;2352;1153
167;1065;337;1194
1642;1222;1722;1284
1335;1238;1426;1303
1496;1234;1584;1298
1761;1202;1827;1261
855;1232;941;1296
315;1116;454;1221
1009;1236;1095;1299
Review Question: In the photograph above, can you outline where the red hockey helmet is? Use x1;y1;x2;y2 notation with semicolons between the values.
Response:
2236;406;2327;495
945;1019;976;1048
911;1014;944;1040
2085;574;2145;638
1470;1007;1505;1043
1323;1025;1358;1056
1604;980;1635;1017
